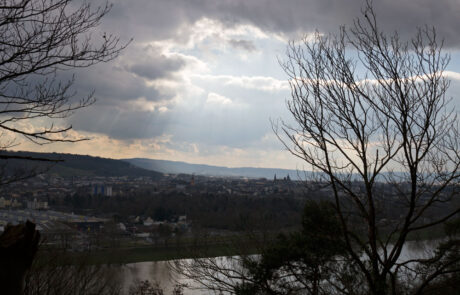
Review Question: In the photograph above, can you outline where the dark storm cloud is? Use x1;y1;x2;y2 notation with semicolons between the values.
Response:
69;106;171;140
103;0;460;47
71;62;173;104
124;46;187;80
127;58;185;80
228;39;257;52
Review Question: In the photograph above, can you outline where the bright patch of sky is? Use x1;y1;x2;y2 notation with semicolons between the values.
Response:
13;0;460;170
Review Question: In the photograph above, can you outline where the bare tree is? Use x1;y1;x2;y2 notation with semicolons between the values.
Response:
274;1;460;294
0;0;129;186
0;221;40;295
23;247;122;295
0;1;127;293
173;201;356;295
128;280;185;295
0;0;128;152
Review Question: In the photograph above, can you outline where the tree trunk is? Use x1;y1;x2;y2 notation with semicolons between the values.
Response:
0;221;40;295
373;275;389;295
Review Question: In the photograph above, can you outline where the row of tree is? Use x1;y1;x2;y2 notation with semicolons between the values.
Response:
61;191;305;231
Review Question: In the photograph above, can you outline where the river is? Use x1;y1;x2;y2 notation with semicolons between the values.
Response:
122;259;208;294
121;239;441;294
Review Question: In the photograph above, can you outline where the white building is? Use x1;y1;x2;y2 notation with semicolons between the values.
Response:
27;198;48;210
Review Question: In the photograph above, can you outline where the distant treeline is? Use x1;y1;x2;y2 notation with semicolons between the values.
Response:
57;191;306;231
0;151;163;178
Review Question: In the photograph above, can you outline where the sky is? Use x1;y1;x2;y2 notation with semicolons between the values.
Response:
14;0;460;169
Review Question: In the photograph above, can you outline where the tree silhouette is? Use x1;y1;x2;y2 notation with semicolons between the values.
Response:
276;1;460;294
0;1;127;293
0;0;128;152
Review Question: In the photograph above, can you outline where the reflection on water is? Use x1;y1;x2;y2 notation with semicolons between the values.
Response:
122;260;204;295
399;239;440;261
121;240;441;294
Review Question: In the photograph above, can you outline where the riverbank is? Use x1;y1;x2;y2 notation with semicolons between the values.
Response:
37;232;268;265
36;224;450;265
84;243;258;264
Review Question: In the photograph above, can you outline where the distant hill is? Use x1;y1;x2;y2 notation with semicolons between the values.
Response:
124;158;306;180
0;151;163;178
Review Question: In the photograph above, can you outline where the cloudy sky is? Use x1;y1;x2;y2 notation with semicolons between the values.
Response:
16;0;460;169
